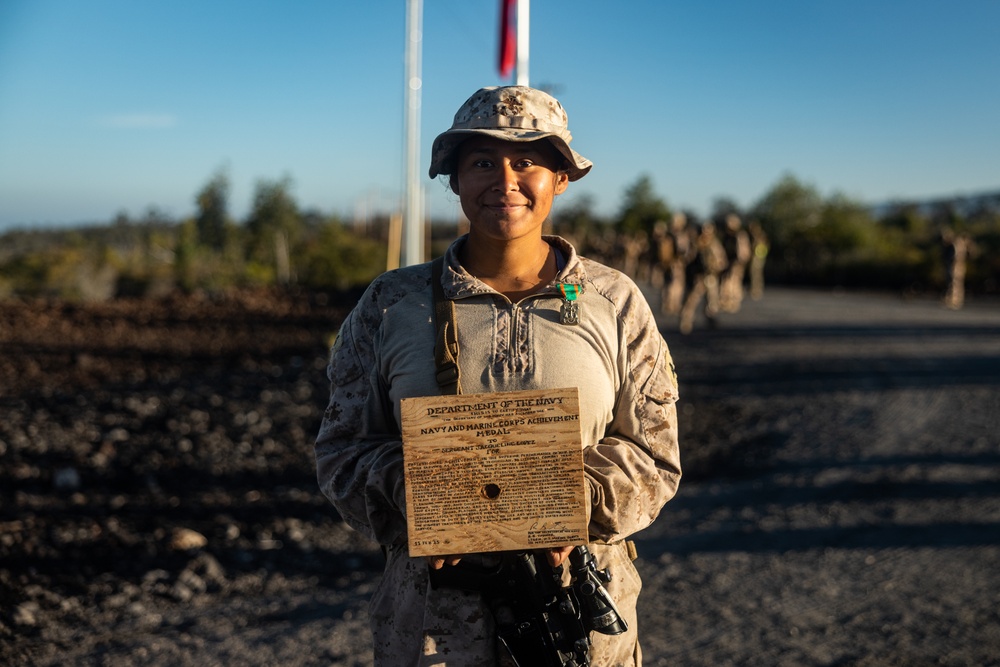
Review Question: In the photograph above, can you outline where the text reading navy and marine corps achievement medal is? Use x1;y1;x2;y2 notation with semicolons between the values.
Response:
400;387;587;557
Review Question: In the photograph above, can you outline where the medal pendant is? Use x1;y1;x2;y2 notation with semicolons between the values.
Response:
560;300;580;325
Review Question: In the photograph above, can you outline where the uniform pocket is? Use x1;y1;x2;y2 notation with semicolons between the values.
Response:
644;340;679;404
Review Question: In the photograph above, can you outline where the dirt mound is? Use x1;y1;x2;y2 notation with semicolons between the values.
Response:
2;287;999;666
0;289;382;665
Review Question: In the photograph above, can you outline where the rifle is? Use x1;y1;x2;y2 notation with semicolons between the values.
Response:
482;545;628;667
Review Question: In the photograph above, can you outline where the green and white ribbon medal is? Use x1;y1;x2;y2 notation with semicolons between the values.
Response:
558;283;581;325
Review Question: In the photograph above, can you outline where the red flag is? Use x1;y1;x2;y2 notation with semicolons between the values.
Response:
499;0;516;78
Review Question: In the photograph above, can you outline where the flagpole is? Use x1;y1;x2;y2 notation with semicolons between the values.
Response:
403;0;424;267
515;0;529;86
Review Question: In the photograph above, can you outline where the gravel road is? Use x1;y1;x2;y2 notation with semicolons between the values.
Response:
2;286;998;666
642;288;1000;666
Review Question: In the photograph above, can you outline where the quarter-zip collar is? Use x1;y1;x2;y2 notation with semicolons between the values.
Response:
440;234;588;301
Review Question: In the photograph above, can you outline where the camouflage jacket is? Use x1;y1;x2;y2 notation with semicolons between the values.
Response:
315;235;681;666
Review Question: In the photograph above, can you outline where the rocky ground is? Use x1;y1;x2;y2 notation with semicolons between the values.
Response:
1;285;998;666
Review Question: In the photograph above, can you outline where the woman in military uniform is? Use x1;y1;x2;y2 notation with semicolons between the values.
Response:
316;86;681;666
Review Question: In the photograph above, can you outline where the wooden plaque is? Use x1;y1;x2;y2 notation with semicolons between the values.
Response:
400;387;588;557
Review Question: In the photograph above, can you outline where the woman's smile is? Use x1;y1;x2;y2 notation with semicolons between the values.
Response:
454;136;568;242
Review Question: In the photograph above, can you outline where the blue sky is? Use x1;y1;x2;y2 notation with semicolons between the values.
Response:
1;0;998;230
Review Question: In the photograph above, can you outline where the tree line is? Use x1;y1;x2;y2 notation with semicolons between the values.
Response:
0;169;997;302
552;174;999;299
0;170;387;301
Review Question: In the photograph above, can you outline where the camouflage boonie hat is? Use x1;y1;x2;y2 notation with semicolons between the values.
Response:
428;86;593;182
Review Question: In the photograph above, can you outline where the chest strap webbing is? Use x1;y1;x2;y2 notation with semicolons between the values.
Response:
431;256;462;395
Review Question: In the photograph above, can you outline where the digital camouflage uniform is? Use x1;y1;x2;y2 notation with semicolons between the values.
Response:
315;235;681;666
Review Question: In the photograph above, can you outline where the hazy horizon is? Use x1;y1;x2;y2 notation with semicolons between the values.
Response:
2;0;998;231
